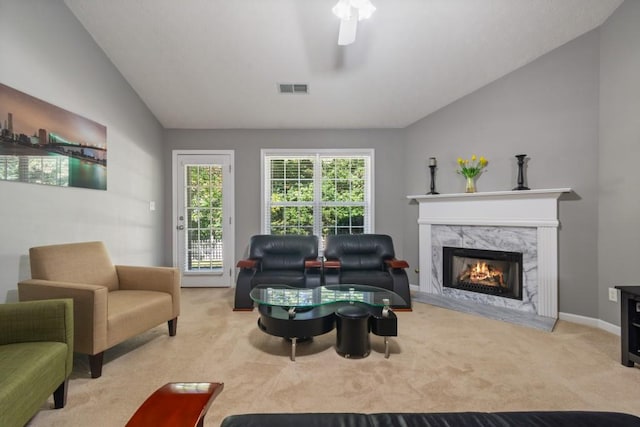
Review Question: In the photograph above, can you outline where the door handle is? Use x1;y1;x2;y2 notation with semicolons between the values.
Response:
177;225;185;230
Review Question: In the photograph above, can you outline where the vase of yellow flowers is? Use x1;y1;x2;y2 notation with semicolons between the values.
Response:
457;155;488;193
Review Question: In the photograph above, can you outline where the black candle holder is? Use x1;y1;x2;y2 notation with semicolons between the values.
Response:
428;165;439;194
513;154;530;190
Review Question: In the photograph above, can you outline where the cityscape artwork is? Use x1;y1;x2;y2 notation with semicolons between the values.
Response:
0;83;107;190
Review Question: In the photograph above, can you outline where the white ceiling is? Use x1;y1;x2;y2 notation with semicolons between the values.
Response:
64;0;622;130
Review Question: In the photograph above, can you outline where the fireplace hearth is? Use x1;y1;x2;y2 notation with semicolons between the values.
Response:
443;246;523;300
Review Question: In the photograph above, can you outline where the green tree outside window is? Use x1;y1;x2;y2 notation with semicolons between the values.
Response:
264;151;372;243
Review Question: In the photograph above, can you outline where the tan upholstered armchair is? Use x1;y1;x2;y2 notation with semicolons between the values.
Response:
18;241;180;378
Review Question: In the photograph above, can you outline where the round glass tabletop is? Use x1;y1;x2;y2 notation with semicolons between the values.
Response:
249;284;406;308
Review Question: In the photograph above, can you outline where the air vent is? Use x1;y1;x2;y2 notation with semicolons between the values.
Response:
278;83;309;94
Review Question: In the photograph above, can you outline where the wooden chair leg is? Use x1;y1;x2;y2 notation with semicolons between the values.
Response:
53;379;68;408
89;352;104;378
168;317;178;336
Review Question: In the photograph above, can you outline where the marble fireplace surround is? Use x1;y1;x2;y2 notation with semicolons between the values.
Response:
407;189;571;326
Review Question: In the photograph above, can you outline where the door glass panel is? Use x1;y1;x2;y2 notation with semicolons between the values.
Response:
185;164;223;272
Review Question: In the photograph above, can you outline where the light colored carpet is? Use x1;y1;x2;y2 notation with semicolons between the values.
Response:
27;288;640;427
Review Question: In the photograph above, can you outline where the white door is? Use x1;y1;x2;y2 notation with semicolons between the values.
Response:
173;151;234;287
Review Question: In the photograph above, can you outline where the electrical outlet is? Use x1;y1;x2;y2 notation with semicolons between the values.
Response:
608;287;618;302
636;302;640;312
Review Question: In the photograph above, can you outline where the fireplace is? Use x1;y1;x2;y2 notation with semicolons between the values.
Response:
408;189;571;321
443;246;523;300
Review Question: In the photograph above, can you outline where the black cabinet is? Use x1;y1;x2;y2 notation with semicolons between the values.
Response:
615;286;640;367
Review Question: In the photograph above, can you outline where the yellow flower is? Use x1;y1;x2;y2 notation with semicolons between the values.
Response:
457;154;488;179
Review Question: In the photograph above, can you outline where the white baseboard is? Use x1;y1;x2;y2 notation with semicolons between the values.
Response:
558;312;620;336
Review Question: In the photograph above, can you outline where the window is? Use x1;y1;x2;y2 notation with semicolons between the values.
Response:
262;149;373;243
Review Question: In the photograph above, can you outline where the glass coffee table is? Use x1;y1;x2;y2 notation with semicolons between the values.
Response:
249;284;406;361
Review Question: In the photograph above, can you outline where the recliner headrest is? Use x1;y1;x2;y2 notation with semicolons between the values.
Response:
324;234;395;259
249;235;318;260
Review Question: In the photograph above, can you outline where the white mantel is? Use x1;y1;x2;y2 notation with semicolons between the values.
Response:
407;188;571;319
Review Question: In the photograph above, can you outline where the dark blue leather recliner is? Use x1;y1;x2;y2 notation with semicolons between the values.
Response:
323;234;411;309
233;235;321;310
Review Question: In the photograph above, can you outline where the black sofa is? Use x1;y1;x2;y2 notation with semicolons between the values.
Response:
234;235;321;310
234;233;412;310
220;411;640;427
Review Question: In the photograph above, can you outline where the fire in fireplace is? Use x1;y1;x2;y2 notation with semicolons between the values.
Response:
443;246;523;300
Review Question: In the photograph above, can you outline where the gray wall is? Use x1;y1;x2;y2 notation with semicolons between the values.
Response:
163;129;407;265
598;0;640;325
403;30;601;318
0;0;166;302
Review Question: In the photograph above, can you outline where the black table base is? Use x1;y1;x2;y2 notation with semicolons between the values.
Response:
256;302;397;361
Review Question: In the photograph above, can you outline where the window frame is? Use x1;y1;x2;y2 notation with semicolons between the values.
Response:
260;148;375;241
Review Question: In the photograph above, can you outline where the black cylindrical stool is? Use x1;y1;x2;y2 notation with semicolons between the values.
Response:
335;305;370;358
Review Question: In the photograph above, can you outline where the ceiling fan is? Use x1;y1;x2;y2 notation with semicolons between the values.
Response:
332;0;376;45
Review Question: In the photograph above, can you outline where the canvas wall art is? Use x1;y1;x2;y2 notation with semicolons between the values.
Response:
0;83;107;190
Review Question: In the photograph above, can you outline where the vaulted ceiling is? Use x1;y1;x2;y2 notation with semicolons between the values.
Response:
64;0;623;129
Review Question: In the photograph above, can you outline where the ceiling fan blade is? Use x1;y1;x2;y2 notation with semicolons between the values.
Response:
337;17;358;45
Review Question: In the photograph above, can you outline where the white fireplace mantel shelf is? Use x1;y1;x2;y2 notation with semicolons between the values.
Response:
407;188;572;202
408;187;572;320
407;188;572;228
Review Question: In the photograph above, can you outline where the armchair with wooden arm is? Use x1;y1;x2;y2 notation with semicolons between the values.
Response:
234;235;321;310
323;234;411;309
